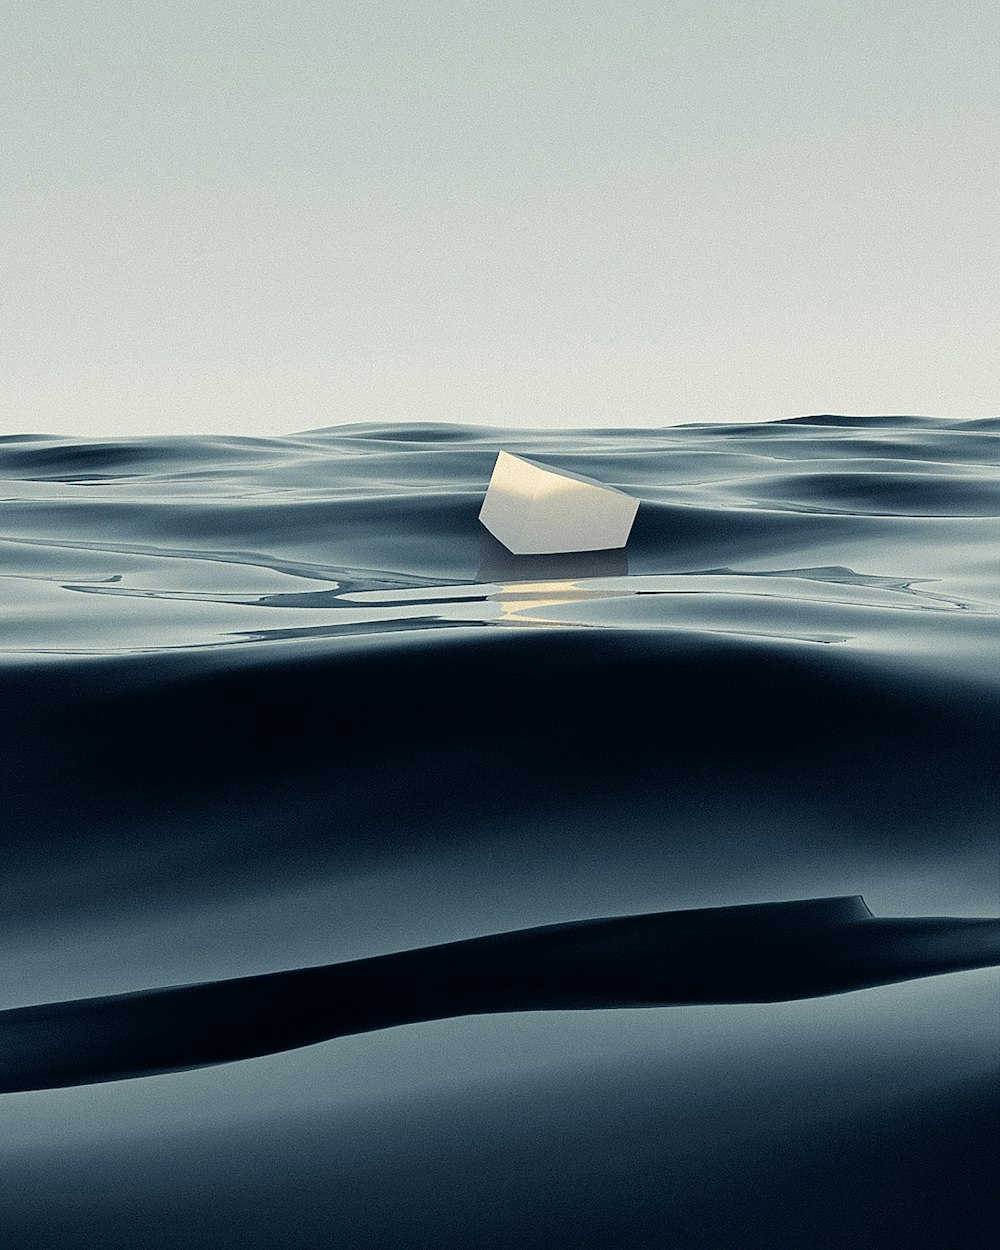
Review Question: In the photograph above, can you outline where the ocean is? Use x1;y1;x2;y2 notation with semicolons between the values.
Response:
1;414;998;1246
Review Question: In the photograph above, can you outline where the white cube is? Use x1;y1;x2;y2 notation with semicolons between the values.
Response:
479;451;639;555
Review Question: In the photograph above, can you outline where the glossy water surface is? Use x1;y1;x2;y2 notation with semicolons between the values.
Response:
1;415;998;1247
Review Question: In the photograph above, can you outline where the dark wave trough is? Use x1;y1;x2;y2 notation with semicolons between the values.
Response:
1;415;998;1248
4;896;998;1095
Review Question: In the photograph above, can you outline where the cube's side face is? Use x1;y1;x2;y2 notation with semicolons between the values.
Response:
521;482;638;553
478;452;538;552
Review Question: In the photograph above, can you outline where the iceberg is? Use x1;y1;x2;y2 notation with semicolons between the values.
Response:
478;451;639;555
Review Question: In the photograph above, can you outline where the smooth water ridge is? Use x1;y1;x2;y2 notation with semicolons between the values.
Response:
1;415;998;1248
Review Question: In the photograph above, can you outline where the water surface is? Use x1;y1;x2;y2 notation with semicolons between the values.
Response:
1;415;997;1246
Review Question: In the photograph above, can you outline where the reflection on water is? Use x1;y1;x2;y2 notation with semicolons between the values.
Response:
1;555;996;657
477;531;631;627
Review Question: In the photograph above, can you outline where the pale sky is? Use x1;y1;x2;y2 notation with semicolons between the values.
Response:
3;2;997;437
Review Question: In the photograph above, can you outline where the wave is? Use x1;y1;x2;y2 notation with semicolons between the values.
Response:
4;896;998;1094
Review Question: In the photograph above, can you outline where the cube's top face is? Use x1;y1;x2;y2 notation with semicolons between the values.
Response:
479;451;639;555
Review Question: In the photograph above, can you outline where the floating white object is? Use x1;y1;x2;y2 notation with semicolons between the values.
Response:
479;451;639;555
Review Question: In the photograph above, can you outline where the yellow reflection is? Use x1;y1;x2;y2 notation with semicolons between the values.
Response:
489;579;615;626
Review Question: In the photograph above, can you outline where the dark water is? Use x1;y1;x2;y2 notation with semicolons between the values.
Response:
1;415;998;1246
